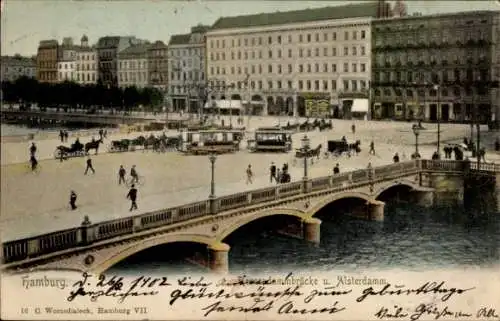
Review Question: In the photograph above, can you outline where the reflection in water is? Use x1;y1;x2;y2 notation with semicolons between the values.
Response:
108;205;499;276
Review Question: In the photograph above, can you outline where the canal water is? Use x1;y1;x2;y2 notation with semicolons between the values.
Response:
108;205;500;275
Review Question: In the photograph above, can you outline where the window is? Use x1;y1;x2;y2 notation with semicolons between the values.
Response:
323;47;328;56
244;52;248;60
244;38;248;46
251;65;255;74
344;63;348;72
344;31;349;40
332;32;337;40
331;80;337;90
277;80;282;89
278;36;282;44
268;80;273;89
299;80;303;90
344;47;348;56
352;80;357;91
288;49;292;58
278;65;282;74
299;49;303;57
353;31;357;40
360;63;366;72
343;80;349;90
268;64;272;73
315;63;319;72
288;64;292;73
361;30;366;39
307;64;311;72
332;47;337;56
360;80;366;89
323;63;328;72
352;46;357;56
278;49;282;58
314;80;319;90
258;37;262;45
332;64;337;72
268;36;272;44
299;65;304;72
288;35;292;43
324;33;328;41
361;46;365;55
288;80;292;89
352;63;357;72
315;33;319;42
307;34;311;42
258;80;263;89
307;80;311;90
315;48;319;57
307;49;311;57
299;34;303;42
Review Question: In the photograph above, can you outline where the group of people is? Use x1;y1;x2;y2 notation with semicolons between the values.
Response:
58;130;69;143
269;162;291;184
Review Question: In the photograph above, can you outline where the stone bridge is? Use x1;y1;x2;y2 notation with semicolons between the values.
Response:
2;160;499;274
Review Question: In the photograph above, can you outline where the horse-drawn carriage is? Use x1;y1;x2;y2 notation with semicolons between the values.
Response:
295;144;322;159
53;138;103;159
108;134;180;153
179;129;244;155
248;127;293;153
327;139;361;157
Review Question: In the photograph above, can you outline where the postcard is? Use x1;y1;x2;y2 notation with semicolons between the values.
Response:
1;0;500;320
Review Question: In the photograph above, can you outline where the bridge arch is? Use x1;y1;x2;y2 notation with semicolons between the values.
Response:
374;181;418;202
216;207;307;241
92;233;216;274
308;191;372;217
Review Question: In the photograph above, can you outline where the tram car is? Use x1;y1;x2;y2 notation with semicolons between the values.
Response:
248;127;293;153
179;129;244;155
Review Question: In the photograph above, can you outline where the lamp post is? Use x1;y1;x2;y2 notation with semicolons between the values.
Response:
208;152;217;214
433;84;441;159
412;125;421;159
301;135;310;180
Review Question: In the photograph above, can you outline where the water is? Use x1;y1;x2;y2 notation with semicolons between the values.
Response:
108;205;500;275
1;124;39;136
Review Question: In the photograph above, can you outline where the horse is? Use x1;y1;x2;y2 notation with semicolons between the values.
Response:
310;144;322;159
348;140;361;156
85;138;103;155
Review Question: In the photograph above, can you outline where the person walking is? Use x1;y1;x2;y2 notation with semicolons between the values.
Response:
64;131;69;142
130;165;139;183
270;162;276;183
393;152;400;163
246;164;253;184
30;155;38;172
369;140;375;155
118;165;126;185
29;142;37;158
84;157;95;175
351;124;356;134
69;191;77;210
59;130;64;142
333;163;340;174
127;184;138;211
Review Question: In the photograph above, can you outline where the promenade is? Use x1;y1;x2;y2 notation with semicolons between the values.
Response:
2;116;499;242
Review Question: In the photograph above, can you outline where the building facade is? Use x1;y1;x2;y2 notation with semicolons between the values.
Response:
371;10;500;123
1;55;36;81
168;25;209;112
205;1;392;116
75;35;98;85
36;40;59;83
97;36;144;87
147;41;169;94
117;44;150;88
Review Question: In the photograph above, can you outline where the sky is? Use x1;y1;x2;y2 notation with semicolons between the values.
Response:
1;0;499;56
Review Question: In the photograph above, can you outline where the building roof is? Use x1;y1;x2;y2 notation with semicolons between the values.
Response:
1;55;36;66
168;34;191;45
117;44;149;58
373;9;499;25
148;40;168;50
211;2;381;30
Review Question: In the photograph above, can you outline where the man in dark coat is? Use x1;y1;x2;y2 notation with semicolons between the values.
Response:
127;184;138;211
70;191;77;210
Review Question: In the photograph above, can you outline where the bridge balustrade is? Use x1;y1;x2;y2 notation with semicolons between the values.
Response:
250;187;277;204
140;209;174;229
351;169;370;183
277;182;303;197
177;201;208;220
38;229;79;255
3;240;28;263
470;162;500;173
219;193;250;211
97;218;134;241
421;159;465;172
311;177;332;191
331;172;351;186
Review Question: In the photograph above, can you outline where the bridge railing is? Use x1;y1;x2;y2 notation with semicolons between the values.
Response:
5;159;496;265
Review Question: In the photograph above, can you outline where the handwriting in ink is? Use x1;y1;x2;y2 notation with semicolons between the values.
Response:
177;276;211;287
476;308;499;319
169;285;302;306
66;273;171;303
202;298;274;317
303;286;352;303
356;281;474;303
374;305;409;319
410;303;472;320
277;300;346;315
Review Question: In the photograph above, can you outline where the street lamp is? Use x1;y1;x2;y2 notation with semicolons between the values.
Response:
208;152;217;199
433;84;441;159
301;135;310;180
412;124;421;159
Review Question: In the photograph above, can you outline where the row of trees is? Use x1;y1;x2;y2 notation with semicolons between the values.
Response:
1;77;164;111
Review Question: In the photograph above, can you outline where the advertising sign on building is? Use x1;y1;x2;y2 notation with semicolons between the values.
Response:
303;93;330;117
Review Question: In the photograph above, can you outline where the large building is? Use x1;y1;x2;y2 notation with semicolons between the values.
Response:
96;36;145;87
371;10;500;123
75;35;98;85
205;1;393;116
57;37;78;82
168;25;209;112
147;41;169;93
117;43;150;88
36;40;59;83
1;55;36;81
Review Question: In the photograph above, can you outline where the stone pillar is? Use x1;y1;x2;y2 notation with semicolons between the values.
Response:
208;242;230;274
303;217;321;245
368;200;385;221
293;95;298;117
412;190;434;208
302;178;312;193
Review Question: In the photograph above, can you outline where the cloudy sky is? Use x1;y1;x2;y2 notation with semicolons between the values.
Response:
1;0;499;56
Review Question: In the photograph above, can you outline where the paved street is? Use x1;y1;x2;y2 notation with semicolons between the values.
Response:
2;116;499;241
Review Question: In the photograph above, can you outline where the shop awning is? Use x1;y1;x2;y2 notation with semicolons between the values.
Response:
351;99;369;113
204;100;242;109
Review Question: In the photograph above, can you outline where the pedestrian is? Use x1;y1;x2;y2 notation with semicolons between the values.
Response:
333;163;340;174
29;142;37;158
84;157;95;175
69;190;77;210
479;148;486;162
246;164;253;184
103;130;108;139
495;137;500;152
351;124;356;134
99;129;103;140
118;165;126;185
130;165;139;183
59;130;64;142
30;155;38;172
270;162;276;183
369;140;375;155
127;184;138;211
393;152;400;163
